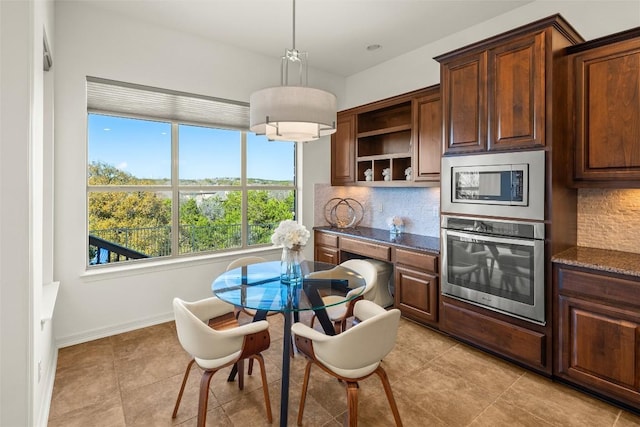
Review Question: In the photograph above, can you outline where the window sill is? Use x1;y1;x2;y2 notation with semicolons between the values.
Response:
81;247;282;282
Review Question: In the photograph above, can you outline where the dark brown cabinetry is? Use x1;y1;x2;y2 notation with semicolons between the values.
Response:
313;231;339;264
394;248;439;326
330;113;356;185
441;299;547;370
356;99;412;183
313;228;440;328
331;86;441;187
412;87;442;182
555;264;640;409
568;28;640;187
437;15;582;155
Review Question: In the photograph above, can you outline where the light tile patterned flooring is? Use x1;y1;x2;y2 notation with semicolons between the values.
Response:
49;312;640;426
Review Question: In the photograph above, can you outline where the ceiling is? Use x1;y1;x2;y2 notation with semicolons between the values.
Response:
82;0;534;77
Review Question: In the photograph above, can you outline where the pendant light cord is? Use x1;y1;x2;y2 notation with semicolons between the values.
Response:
292;0;296;50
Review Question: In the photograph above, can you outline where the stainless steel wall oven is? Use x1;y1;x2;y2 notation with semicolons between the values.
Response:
441;215;545;324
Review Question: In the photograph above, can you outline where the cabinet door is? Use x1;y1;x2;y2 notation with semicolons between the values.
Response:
331;113;356;185
487;31;546;150
557;294;640;405
573;38;640;182
314;245;339;264
413;89;442;182
442;51;487;154
395;265;438;325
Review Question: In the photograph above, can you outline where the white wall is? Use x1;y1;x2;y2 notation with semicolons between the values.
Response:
1;0;56;425
343;0;640;109
53;1;344;346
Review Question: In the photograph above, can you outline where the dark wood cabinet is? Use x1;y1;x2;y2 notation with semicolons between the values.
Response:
331;113;356;186
356;98;413;184
569;28;640;187
412;86;442;182
440;51;487;154
437;15;582;155
394;248;439;326
313;229;440;328
555;264;640;409
487;31;545;150
314;230;339;264
330;87;440;187
441;299;547;370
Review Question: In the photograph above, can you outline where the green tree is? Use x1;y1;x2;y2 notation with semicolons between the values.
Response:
88;162;171;258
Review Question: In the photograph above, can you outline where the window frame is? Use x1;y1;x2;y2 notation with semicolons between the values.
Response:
87;110;298;268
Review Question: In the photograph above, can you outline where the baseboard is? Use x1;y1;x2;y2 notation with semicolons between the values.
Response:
55;311;174;348
35;348;58;427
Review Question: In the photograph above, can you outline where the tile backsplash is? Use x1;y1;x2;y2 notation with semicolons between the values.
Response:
314;184;441;237
578;188;640;254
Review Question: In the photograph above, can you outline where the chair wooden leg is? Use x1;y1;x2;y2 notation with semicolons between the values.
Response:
346;382;359;427
333;321;342;334
248;358;254;376
252;354;273;423
375;366;403;427
310;314;316;329
297;361;313;426
197;370;216;427
237;359;245;390
172;358;196;419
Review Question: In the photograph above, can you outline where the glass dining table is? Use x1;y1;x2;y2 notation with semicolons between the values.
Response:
212;259;366;427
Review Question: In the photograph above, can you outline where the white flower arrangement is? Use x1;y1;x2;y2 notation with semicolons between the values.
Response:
271;219;310;249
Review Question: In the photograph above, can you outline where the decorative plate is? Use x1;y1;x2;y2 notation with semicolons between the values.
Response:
324;198;365;229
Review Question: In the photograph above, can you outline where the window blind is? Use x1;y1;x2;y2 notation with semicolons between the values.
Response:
86;76;249;131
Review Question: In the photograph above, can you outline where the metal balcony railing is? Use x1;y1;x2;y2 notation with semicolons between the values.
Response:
89;222;279;264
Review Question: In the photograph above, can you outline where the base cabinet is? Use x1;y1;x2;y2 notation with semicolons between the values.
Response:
394;248;439;326
314;231;339;264
441;298;547;372
555;265;640;409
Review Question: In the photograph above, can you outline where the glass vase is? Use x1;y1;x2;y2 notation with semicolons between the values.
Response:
280;245;304;284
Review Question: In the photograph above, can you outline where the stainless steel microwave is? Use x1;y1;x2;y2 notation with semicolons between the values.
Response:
441;151;545;221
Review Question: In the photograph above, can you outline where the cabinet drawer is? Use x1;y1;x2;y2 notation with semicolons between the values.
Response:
557;268;640;306
395;248;437;272
315;231;338;248
340;237;391;261
442;301;546;369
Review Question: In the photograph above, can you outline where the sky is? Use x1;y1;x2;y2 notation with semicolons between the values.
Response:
88;114;295;181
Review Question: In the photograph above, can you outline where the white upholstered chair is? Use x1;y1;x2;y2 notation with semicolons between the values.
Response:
172;297;272;426
292;300;403;426
307;259;379;333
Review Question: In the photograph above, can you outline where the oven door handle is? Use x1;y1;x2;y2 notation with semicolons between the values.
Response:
443;229;538;247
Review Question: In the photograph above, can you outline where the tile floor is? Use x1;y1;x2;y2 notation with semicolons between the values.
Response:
49;312;640;426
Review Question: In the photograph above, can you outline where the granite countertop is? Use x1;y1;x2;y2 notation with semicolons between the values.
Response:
552;246;640;278
314;226;440;254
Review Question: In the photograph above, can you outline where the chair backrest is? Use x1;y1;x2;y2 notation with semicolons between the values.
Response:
226;256;267;271
339;259;379;298
173;297;244;361
312;300;401;378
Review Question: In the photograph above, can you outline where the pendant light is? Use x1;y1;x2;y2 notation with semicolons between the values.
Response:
249;0;337;142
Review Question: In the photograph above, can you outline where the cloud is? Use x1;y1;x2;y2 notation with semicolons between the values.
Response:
117;162;128;170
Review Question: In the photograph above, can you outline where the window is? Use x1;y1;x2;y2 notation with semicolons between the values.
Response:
87;79;297;266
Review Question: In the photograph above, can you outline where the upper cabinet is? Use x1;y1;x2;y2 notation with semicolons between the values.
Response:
331;113;356;185
436;15;583;155
413;86;442;182
569;28;640;188
331;86;441;187
356;98;413;183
